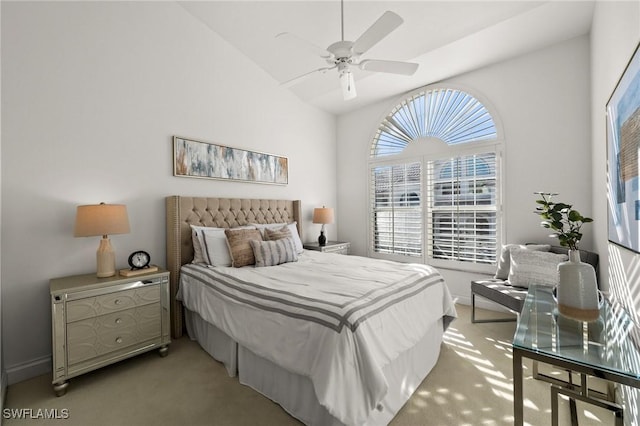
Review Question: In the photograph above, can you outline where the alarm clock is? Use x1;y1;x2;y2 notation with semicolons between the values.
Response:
128;250;151;270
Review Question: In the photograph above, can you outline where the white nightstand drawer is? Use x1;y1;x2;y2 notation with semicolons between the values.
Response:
67;303;161;339
67;304;161;364
66;285;160;322
324;243;350;254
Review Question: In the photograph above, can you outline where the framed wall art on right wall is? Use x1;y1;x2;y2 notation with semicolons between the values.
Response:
607;41;640;254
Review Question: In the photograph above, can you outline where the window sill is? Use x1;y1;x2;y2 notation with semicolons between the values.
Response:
428;259;495;275
368;252;496;275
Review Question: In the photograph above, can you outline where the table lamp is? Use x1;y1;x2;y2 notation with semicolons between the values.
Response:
74;202;130;277
312;206;334;246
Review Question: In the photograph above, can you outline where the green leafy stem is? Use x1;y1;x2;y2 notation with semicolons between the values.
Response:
534;192;593;251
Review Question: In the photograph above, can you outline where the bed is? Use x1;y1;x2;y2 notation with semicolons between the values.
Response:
165;196;456;426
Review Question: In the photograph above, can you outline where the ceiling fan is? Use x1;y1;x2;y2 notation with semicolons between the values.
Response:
276;0;419;101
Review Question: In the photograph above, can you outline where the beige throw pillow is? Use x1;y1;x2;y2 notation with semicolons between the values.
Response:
191;225;255;267
264;225;292;241
225;228;263;267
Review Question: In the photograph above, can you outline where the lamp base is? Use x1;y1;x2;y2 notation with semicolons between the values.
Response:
318;231;327;246
96;237;116;278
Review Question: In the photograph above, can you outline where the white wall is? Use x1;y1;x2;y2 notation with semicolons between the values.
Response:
591;3;640;425
1;2;336;383
591;0;640;315
337;35;592;304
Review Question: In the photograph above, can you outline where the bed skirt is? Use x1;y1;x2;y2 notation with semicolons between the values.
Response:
184;307;444;426
185;306;237;377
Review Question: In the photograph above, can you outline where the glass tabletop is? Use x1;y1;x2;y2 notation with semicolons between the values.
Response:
513;284;640;383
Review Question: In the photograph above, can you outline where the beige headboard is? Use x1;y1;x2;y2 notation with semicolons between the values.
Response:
165;196;302;338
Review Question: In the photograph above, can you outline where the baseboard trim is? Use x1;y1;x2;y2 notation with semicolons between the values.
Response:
6;355;51;385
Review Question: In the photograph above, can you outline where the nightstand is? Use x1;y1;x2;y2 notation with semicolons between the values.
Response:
304;241;350;255
50;269;170;396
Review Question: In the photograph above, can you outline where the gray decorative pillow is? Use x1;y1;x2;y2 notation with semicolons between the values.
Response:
508;248;568;288
225;228;263;267
250;238;298;267
494;244;551;279
252;222;304;254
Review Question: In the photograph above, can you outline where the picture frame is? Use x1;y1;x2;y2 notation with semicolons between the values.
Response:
607;41;640;253
173;136;288;185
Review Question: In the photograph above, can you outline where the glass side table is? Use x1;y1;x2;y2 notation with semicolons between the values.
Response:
512;285;640;425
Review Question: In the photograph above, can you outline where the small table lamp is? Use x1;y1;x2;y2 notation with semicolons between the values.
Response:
312;206;334;246
74;203;130;277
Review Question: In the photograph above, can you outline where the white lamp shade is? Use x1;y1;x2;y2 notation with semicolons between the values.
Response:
74;203;130;237
313;207;334;225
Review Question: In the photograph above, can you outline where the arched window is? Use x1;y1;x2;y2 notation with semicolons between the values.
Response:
369;86;502;271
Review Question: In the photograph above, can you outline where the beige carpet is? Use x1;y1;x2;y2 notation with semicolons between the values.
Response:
4;304;614;425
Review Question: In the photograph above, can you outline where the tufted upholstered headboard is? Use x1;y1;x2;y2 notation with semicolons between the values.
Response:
165;196;302;338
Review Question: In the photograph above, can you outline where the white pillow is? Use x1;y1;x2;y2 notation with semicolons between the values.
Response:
191;225;255;267
508;248;568;288
252;222;303;254
202;228;234;267
494;244;551;279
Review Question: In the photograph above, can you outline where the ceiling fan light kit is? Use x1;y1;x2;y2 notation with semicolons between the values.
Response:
339;69;357;100
277;0;418;101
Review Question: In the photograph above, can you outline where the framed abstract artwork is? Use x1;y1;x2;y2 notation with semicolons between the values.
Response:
173;136;288;185
607;42;640;253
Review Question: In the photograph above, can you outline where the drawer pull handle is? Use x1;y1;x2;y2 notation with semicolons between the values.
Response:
115;337;123;344
114;299;121;305
115;318;122;324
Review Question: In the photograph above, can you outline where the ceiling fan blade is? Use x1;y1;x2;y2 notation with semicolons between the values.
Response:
275;32;333;59
280;66;335;88
359;59;419;76
352;11;403;56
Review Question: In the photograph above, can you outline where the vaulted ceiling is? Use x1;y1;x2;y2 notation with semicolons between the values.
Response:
180;1;595;115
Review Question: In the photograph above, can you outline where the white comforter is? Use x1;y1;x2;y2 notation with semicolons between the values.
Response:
178;250;456;425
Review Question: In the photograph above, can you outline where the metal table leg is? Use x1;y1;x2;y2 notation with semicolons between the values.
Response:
513;348;524;426
551;385;560;426
551;384;624;426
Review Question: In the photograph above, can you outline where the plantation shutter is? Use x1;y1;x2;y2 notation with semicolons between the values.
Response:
425;152;498;264
368;85;501;268
371;88;498;157
370;162;422;256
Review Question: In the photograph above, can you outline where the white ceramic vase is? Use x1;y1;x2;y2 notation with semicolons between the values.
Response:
556;250;599;321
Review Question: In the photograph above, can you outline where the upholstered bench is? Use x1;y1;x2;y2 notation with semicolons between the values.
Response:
471;246;599;323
